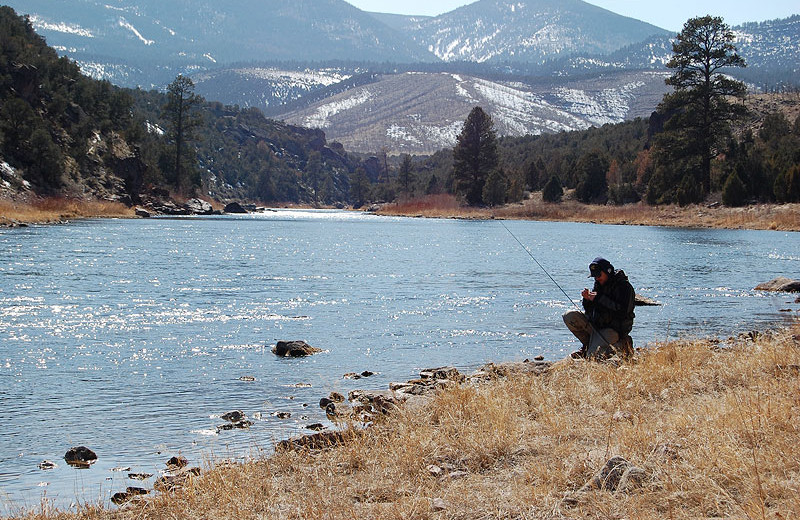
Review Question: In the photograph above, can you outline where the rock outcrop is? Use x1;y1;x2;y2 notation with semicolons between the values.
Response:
755;277;800;292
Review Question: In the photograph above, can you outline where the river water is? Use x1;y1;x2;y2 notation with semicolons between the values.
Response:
0;210;797;512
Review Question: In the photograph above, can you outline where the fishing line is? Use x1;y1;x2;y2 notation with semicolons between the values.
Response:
499;219;613;347
499;219;581;311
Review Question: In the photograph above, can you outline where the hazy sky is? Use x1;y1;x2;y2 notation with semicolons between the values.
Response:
347;0;799;31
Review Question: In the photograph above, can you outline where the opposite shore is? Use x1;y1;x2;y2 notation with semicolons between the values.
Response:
2;195;798;232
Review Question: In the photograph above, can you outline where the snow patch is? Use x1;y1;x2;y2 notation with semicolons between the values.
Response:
473;79;586;134
303;90;372;129
554;81;645;125
203;53;216;63
236;68;351;88
0;161;15;177
118;17;154;46
146;121;164;136
29;15;94;38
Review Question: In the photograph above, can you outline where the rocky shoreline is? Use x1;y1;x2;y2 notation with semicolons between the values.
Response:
21;318;800;518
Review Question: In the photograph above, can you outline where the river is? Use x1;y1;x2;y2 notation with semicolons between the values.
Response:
0;210;797;512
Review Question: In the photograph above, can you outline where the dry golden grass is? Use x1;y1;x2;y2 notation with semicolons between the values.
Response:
14;321;800;520
0;197;133;225
378;195;800;231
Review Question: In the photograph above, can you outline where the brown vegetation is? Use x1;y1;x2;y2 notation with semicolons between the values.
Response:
14;321;800;519
0;197;134;226
378;194;800;231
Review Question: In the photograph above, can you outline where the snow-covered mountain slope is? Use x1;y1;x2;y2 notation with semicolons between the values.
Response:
8;0;436;87
538;16;800;82
278;70;669;154
192;67;361;111
398;0;669;64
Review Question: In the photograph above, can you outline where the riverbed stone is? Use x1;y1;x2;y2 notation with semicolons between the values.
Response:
111;487;148;505
223;201;248;214
221;410;245;422
64;446;97;467
634;294;661;306
755;277;800;292
217;419;253;431
166;456;188;469
272;340;322;357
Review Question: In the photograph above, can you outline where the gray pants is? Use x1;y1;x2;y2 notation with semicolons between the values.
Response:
563;310;619;359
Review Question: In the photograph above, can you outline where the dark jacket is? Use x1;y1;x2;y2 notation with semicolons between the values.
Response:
582;269;635;335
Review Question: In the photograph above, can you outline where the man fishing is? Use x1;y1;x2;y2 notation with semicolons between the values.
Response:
563;257;635;360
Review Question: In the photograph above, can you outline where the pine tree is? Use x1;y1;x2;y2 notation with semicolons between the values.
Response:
452;107;498;205
163;75;203;194
650;16;747;202
542;176;563;203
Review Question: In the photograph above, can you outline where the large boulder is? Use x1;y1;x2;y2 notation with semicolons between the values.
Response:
272;340;322;357
184;198;214;215
755;277;800;293
223;202;248;214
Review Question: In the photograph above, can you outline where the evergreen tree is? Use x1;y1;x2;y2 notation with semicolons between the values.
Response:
722;171;748;206
651;16;747;202
574;150;610;204
163;75;203;194
452;107;498;205
542;175;563;203
349;168;370;208
397;154;414;197
482;168;507;206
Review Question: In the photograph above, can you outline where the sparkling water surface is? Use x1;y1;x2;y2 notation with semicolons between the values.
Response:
1;210;797;511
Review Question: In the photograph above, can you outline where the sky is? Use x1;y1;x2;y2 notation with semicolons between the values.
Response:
346;0;799;32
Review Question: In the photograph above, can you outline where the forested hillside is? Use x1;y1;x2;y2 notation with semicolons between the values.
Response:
0;6;362;206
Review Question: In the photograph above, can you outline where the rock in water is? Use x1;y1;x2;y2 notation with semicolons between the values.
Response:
64;446;97;467
754;277;800;293
272;340;322;357
221;410;245;422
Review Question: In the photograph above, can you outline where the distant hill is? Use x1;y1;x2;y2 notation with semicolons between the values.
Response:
396;0;670;63
276;70;669;154
542;15;800;87
6;0;436;87
0;6;359;205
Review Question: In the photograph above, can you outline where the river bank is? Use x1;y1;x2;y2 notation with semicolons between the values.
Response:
2;194;798;231
12;320;799;520
376;194;800;232
0;198;134;226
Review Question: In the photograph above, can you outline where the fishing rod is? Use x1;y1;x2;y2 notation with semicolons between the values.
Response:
498;219;614;349
499;219;581;312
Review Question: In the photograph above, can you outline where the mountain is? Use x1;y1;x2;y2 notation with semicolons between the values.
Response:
6;0;436;87
0;6;360;205
531;15;800;85
277;70;669;154
397;0;670;63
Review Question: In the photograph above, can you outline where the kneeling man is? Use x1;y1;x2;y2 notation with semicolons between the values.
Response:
563;257;635;360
